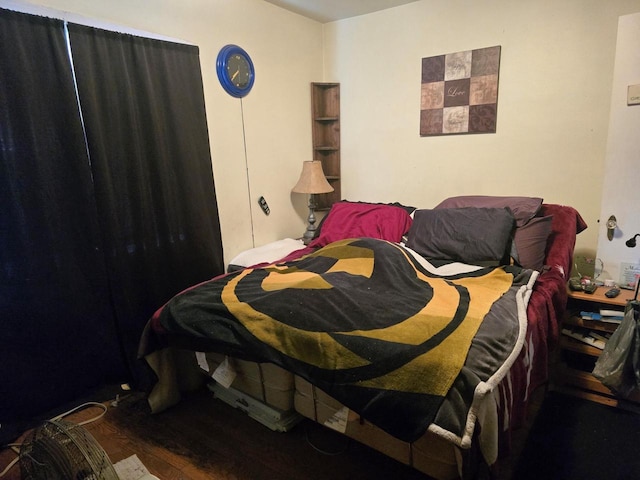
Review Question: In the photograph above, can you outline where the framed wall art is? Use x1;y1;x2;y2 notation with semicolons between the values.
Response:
420;45;501;136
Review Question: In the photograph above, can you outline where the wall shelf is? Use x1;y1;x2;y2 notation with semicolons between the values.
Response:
311;82;340;210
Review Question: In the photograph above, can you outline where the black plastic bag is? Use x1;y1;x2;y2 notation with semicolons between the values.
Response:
592;301;640;397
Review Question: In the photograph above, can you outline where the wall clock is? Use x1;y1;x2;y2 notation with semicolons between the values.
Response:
216;44;255;98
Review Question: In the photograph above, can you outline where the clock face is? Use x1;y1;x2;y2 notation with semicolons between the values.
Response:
226;54;251;89
216;45;255;98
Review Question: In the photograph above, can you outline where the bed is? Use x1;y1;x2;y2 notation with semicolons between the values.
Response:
138;196;586;479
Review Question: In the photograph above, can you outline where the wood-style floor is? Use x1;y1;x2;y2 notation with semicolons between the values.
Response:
0;386;542;480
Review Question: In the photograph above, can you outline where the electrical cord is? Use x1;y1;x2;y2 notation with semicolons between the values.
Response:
49;401;108;426
240;96;256;249
0;445;20;478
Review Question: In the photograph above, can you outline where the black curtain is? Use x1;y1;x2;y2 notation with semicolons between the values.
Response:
67;25;225;383
1;9;224;442
0;9;127;436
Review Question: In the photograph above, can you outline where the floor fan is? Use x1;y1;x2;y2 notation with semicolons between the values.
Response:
19;419;119;480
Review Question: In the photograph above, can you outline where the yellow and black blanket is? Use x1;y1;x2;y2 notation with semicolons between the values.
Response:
152;237;534;442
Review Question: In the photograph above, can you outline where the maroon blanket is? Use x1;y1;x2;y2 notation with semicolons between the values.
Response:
496;204;587;456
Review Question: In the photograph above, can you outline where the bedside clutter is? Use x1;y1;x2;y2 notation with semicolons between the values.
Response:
554;285;640;410
593;300;640;398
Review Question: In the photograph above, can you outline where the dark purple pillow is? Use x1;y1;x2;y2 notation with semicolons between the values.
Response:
435;195;543;227
513;215;553;271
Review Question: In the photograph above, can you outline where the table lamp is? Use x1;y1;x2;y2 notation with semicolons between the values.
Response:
626;233;640;301
292;161;334;244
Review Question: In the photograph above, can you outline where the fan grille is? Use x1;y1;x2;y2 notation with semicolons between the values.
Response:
20;419;119;480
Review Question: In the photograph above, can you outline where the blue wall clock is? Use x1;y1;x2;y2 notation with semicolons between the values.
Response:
216;44;255;98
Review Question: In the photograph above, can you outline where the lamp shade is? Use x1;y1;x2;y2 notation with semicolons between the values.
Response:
291;161;334;194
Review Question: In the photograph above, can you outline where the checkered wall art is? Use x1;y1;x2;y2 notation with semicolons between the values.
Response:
420;46;501;136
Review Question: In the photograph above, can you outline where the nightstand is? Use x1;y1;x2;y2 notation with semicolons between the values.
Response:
553;285;640;411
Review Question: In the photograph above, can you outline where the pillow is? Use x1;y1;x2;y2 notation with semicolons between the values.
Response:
513;215;553;271
406;207;515;265
228;238;305;269
434;195;543;227
312;200;416;240
434;195;553;270
309;201;413;248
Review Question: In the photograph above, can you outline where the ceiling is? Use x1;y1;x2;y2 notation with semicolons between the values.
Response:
263;0;420;23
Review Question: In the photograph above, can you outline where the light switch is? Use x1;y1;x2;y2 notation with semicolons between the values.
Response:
628;84;640;106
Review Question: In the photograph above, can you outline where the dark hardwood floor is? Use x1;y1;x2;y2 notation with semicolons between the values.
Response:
0;385;543;479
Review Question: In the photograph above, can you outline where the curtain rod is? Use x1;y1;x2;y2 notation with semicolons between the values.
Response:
1;0;194;45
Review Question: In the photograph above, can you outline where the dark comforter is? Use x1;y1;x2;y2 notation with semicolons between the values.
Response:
146;237;536;443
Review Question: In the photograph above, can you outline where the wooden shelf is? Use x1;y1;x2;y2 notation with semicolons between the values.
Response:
314;146;339;151
553;285;639;409
311;83;340;210
565;285;635;306
564;315;618;333
553;365;640;411
559;364;613;395
559;335;603;357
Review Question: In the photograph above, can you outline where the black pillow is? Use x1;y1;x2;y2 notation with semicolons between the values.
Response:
406;207;515;265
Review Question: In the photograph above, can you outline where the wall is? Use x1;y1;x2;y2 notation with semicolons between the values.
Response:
322;0;640;254
6;0;640;265
596;12;640;285
5;0;324;265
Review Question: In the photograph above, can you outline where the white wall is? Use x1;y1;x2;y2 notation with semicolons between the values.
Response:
3;0;324;265
5;0;640;266
596;12;640;285
322;0;640;255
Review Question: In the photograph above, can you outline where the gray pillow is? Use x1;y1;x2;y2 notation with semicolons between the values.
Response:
406;207;515;265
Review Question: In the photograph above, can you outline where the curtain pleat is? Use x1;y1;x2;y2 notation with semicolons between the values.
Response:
0;8;127;437
1;9;224;442
68;24;225;384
